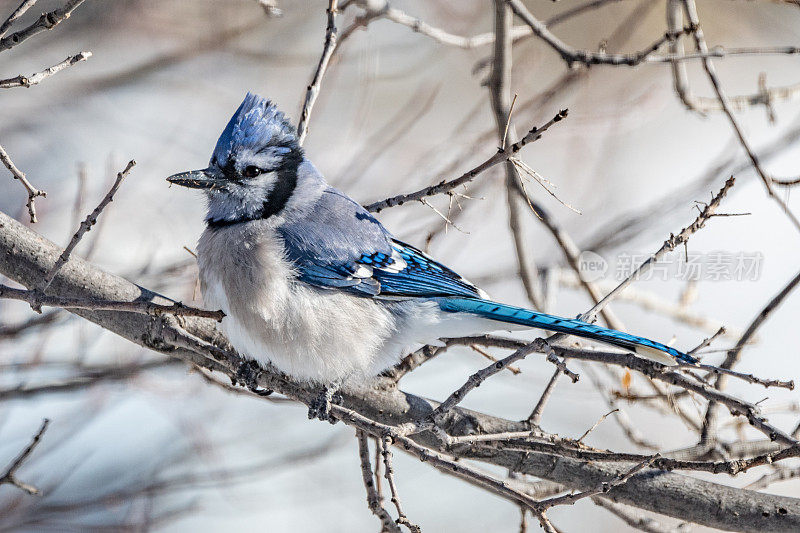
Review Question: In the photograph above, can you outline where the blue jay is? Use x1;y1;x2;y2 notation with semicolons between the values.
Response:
167;93;696;416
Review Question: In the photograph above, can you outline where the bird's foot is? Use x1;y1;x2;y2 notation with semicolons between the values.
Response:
234;360;273;396
307;383;342;424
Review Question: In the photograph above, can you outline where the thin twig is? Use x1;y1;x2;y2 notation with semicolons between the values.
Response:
581;176;736;324
451;430;800;475
470;344;521;374
351;0;625;53
489;0;547;313
356;430;401;533
687;361;794;390
506;0;691;67
0;51;91;88
37;160;136;297
577;409;619;443
0;309;61;339
380;436;421;533
427;339;547;423
0;143;46;223
702;267;800;441
592;497;688;533
527;367;561;426
538;456;660;509
544;268;739;336
687;326;726;355
364;109;568;212
0;359;178;399
374;436;383;500
338;406;555;514
0;418;49;495
745;466;800;491
774;176;800;187
0;284;225;321
514;185;624;330
296;0;339;145
680;0;800;235
453;335;797;446
719;268;800;380
536;512;558;533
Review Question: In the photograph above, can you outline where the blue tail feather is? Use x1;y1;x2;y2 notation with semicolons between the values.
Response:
438;298;697;365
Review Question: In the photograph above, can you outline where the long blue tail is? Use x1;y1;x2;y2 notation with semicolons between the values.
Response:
438;297;696;365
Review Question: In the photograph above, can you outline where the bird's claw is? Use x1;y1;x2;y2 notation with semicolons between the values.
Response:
234;360;272;396
307;385;341;424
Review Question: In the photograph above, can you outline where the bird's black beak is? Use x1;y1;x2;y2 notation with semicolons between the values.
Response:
166;168;226;190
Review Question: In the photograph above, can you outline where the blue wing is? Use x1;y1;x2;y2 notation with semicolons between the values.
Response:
277;186;694;365
364;240;483;298
278;187;481;299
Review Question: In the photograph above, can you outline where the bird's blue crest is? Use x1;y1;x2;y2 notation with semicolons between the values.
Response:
212;92;298;166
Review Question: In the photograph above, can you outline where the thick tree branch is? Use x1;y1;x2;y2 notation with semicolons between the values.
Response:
0;212;798;531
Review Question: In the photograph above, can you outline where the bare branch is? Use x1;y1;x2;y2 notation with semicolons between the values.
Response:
679;0;800;234
580;176;736;324
507;0;692;67
536;455;659;509
527;367;561;426
38;160;136;295
1;210;799;530
0;284;225;321
577;409;620;444
514;186;624;330
379;436;421;533
0;143;45;223
0;359;178;399
774;175;800;187
549;269;739;337
0;51;91;88
718;267;800;383
427;339;547;424
702;267;800;441
0;0;86;53
296;0;339;145
357;430;401;533
688;326;726;355
592;498;688;533
453;334;796;446
0;419;49;495
0;0;38;39
365;109;568;213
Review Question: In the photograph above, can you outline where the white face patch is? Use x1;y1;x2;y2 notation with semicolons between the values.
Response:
205;171;279;223
204;144;299;224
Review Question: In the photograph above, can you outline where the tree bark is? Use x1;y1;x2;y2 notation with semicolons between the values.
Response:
0;210;797;532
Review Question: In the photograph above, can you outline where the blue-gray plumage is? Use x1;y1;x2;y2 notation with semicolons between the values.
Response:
167;93;696;401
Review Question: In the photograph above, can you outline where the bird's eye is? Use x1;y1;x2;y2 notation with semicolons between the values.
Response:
243;166;262;178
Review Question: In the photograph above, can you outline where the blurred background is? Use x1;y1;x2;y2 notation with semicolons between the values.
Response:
1;0;800;530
